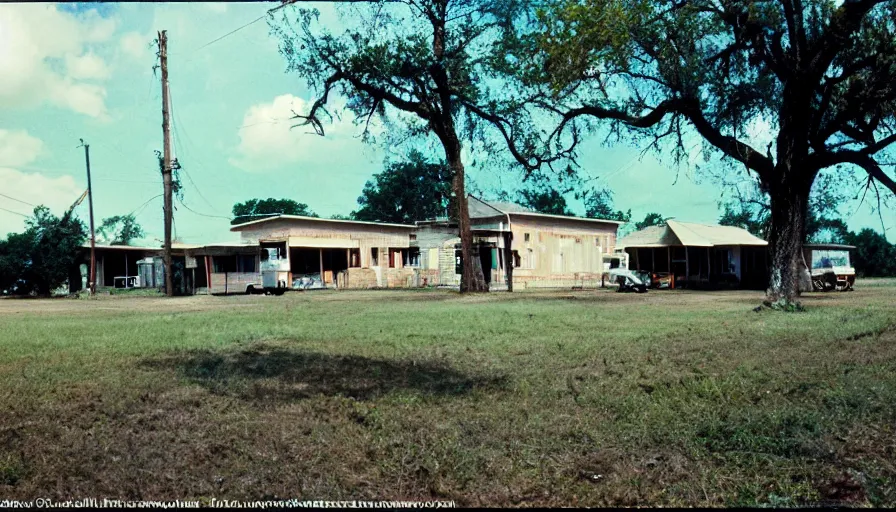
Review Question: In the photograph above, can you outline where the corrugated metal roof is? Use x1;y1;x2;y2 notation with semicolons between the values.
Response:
618;221;767;248
667;220;767;247
468;195;625;224
229;214;417;230
617;225;679;248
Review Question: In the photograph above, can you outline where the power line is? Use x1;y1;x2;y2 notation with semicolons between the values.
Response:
188;0;304;55
0;192;36;207
176;197;232;220
129;194;163;217
193;14;268;53
168;85;220;212
0;206;29;218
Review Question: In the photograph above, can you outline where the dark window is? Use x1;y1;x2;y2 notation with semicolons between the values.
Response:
409;234;417;241
455;250;463;274
512;250;521;268
213;256;237;273
237;254;256;273
404;248;421;267
524;233;530;242
371;247;379;266
349;248;361;268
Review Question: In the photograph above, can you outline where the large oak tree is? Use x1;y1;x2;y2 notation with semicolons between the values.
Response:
508;0;896;304
269;0;566;292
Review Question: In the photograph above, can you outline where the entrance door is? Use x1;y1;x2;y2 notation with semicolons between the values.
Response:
479;244;492;284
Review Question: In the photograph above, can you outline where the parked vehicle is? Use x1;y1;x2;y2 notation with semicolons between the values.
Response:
608;269;649;293
252;247;289;295
800;244;856;292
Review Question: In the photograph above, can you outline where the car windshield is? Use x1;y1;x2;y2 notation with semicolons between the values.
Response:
811;249;850;269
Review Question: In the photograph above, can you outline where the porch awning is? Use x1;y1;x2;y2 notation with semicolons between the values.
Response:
288;236;359;249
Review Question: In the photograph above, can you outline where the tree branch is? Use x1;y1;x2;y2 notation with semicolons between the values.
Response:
813;150;896;196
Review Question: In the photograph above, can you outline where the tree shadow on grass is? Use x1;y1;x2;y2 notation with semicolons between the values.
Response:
143;344;507;403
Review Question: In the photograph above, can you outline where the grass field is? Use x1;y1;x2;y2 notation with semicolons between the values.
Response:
1;281;895;506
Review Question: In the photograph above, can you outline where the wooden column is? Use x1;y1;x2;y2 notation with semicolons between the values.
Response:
503;232;514;292
651;248;655;272
685;247;690;284
207;256;213;295
319;249;325;286
667;247;671;274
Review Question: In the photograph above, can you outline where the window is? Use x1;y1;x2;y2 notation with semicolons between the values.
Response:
455;250;463;274
213;256;236;273
404;248;421;267
237;254;256;273
409;234;417;241
349;248;361;268
371;247;379;266
512;250;521;268
524;233;530;242
717;249;735;274
811;249;849;269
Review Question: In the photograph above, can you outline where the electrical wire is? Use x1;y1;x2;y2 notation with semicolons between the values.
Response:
0;192;36;207
176;197;232;220
0;206;29;218
168;86;220;212
192;14;268;53
129;194;163;217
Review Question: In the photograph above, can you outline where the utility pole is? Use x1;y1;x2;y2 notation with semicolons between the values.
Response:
159;30;174;297
79;139;97;296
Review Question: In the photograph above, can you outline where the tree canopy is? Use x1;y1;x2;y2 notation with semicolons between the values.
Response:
845;228;896;277
97;214;144;246
353;151;453;224
231;198;318;225
516;186;571;215
635;212;667;231
0;206;86;296
504;0;896;304
581;187;631;222
269;0;567;292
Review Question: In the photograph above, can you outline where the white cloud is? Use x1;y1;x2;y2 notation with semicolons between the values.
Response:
0;130;43;168
66;52;110;80
119;31;148;60
0;4;116;119
230;94;378;172
0;130;83;236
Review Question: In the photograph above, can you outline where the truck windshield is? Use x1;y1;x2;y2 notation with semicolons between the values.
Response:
811;250;850;269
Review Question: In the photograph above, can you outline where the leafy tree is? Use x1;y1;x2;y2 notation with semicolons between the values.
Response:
269;0;565;292
510;0;896;305
329;214;354;221
97;214;144;246
0;206;86;296
0;231;33;295
636;212;667;231
353;151;453;224
581;187;631;222
719;173;853;243
231;198;318;225
845;228;896;277
516;186;571;215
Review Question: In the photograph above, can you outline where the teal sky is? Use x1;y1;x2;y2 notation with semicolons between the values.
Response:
1;2;892;245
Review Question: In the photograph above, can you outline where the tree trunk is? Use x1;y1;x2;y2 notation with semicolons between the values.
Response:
765;179;811;306
449;154;488;293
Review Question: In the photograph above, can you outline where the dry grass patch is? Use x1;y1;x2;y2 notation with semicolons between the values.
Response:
0;282;894;505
